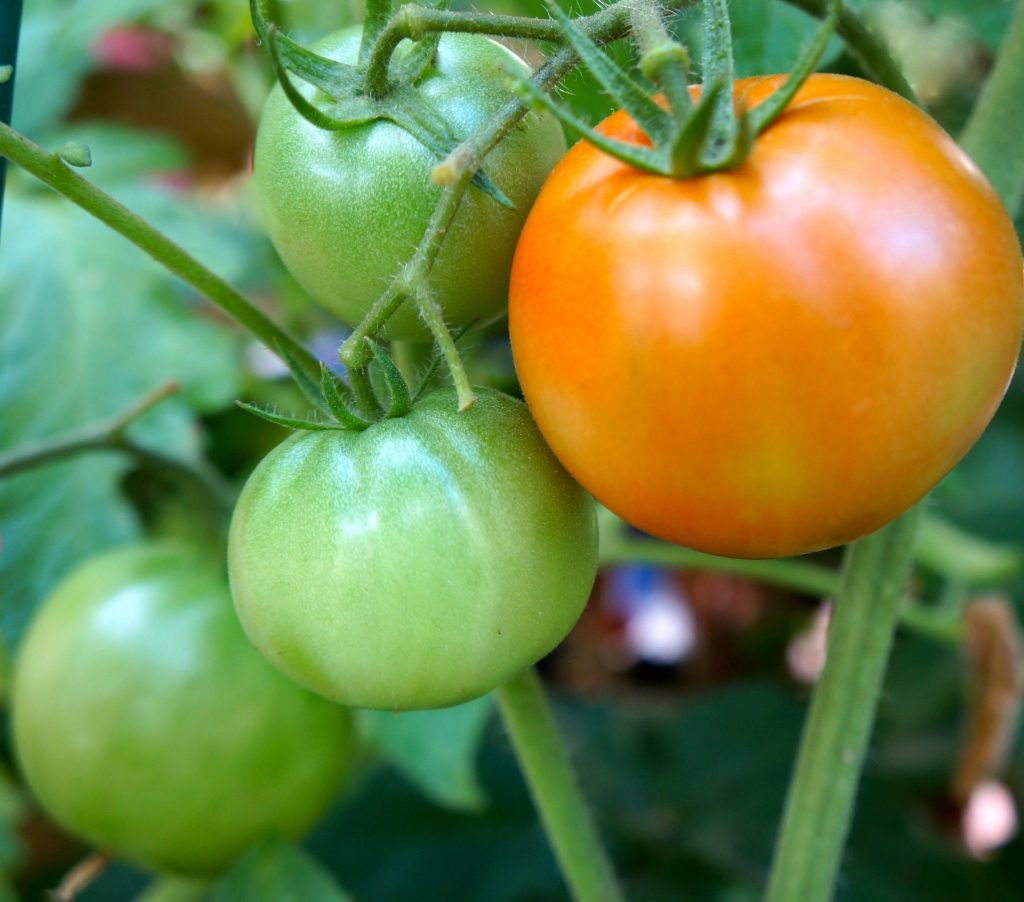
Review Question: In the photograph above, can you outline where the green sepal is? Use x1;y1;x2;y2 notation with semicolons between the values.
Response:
668;79;723;175
235;401;341;432
708;107;754;170
545;0;673;145
507;69;668;176
266;28;345;131
366;340;412;419
320;365;372;430
272;339;333;417
701;0;736;145
749;0;840;134
259;9;511;209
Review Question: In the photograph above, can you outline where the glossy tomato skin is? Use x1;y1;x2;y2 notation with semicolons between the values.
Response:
509;74;1024;559
228;388;597;710
12;545;352;876
253;27;567;341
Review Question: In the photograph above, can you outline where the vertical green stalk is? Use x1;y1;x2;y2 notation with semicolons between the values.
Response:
0;0;23;237
496;669;623;902
960;0;1024;211
766;506;923;902
768;5;1024;898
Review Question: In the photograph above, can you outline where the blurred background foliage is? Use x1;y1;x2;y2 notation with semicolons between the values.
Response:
1;0;1024;899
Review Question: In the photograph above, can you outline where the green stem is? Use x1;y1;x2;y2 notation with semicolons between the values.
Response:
496;669;624;902
0;122;320;383
600;534;838;597
765;505;924;902
783;0;917;103
363;4;569;96
0;381;233;523
631;0;693;123
960;0;1024;215
346;365;384;420
411;284;476;410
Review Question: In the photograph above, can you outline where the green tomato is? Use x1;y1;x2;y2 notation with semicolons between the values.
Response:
252;27;567;341
228;388;597;710
11;544;352;876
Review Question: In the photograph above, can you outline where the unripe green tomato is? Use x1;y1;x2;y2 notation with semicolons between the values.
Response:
228;388;598;710
251;27;567;341
12;544;352;876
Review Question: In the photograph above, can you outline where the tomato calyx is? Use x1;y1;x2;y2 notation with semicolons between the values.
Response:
237;329;479;433
509;0;839;178
249;0;513;207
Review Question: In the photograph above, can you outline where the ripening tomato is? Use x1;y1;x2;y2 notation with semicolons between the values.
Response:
12;545;353;875
252;27;566;341
228;387;598;711
509;74;1024;559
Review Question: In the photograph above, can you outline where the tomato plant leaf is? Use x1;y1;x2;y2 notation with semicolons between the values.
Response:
0;132;248;648
215;839;351;902
358;695;493;811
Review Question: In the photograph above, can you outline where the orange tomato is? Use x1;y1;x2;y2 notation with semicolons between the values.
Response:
509;74;1024;559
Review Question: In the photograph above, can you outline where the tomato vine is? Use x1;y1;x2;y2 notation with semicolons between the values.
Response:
2;1;1022;900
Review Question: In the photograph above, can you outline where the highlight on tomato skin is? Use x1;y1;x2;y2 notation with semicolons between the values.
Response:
508;73;1024;560
226;387;600;712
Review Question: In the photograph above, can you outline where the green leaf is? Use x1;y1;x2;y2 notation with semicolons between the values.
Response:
358;695;493;811
215;839;351;902
0;132;247;648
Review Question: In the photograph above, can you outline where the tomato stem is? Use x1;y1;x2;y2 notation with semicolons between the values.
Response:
410;284;477;410
345;364;385;421
497;668;624;902
960;0;1024;216
0;381;233;523
765;505;924;902
0;121;321;384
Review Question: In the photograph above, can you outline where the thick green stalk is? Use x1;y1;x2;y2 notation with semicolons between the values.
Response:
766;506;923;902
784;0;916;103
960;0;1024;213
0;123;319;382
496;669;623;902
766;5;1024;898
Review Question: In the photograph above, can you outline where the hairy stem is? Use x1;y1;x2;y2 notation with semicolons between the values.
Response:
0;123;320;382
765;507;923;901
497;669;624;902
345;0;912;369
